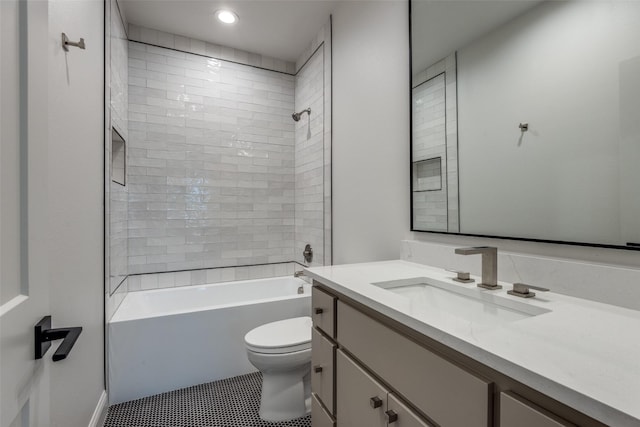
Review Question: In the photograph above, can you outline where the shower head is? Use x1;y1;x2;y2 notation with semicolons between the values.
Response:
292;108;311;122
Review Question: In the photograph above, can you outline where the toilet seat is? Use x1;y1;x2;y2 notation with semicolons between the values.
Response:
245;316;312;354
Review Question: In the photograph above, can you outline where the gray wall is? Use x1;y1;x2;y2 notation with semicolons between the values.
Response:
332;1;411;264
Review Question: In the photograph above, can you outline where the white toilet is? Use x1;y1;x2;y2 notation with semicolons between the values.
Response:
244;316;312;422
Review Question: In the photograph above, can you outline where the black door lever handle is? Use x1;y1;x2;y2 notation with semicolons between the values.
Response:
35;316;82;361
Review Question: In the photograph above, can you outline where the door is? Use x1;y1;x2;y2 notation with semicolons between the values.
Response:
1;0;51;426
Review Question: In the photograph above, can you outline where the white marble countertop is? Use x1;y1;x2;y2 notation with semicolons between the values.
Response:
305;260;640;427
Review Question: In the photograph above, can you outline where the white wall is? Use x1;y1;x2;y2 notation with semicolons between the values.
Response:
332;1;411;264
48;0;105;425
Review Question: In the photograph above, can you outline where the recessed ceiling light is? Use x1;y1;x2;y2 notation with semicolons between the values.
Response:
215;10;238;24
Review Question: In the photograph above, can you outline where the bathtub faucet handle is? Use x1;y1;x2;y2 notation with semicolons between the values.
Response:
294;270;305;278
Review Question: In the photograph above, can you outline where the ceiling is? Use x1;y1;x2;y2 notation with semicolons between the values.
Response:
119;0;339;62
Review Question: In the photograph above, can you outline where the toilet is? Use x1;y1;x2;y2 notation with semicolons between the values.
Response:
244;316;312;422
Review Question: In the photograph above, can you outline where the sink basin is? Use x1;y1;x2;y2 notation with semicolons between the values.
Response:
373;278;550;331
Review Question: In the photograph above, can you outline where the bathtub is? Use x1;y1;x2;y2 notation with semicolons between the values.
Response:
108;276;311;404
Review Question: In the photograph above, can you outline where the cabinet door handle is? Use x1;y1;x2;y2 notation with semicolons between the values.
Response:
314;308;324;314
385;409;398;423
313;365;323;373
369;396;383;409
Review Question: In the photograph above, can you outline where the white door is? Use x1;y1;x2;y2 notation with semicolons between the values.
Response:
1;0;52;426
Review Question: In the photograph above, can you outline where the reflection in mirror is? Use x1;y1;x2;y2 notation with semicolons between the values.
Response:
412;54;459;232
411;1;640;248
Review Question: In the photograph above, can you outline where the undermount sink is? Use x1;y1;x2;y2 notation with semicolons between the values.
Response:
373;278;550;330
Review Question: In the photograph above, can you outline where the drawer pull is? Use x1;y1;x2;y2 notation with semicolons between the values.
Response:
313;365;323;373
315;308;324;314
385;409;398;423
369;396;383;409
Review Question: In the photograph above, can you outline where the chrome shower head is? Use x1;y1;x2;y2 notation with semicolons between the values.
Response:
292;108;311;122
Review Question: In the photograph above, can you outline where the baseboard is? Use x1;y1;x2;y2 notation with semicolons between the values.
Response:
88;390;108;427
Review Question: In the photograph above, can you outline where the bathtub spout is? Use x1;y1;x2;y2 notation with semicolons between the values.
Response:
294;270;305;278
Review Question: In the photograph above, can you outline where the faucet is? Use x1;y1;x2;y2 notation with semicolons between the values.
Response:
454;246;501;290
294;270;305;278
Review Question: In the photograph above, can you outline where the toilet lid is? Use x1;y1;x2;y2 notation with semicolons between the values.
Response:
245;316;312;354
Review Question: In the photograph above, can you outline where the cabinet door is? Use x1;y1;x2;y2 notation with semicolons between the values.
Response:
336;350;387;427
312;328;336;414
312;393;335;427
312;286;336;338
338;302;492;427
500;392;575;427
387;393;435;427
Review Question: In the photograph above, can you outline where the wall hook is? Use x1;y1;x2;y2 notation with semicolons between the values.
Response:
62;33;86;52
519;123;529;132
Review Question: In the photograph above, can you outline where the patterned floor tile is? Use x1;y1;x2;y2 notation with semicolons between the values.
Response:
104;372;311;427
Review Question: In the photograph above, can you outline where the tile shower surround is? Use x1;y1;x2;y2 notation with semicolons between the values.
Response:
125;23;332;278
127;40;296;274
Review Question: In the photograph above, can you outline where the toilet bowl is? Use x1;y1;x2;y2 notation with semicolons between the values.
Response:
244;316;312;422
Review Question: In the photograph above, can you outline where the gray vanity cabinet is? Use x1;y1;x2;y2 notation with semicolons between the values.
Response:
312;393;335;427
336;349;388;427
338;301;492;427
336;350;433;427
500;392;575;427
311;287;337;427
311;282;604;427
312;286;336;338
312;328;335;414
387;394;435;427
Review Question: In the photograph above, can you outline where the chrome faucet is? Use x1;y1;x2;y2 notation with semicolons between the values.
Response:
294;270;305;278
454;246;501;290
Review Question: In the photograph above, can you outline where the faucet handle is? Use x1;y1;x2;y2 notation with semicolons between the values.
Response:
446;269;475;283
508;283;549;298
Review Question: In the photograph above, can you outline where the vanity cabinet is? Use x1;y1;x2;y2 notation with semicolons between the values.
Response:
500;392;575;427
338;301;491;427
336;349;433;427
312;286;336;338
311;282;607;427
311;328;335;414
311;287;337;427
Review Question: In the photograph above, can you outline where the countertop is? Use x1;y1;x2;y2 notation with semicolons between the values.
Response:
305;260;640;427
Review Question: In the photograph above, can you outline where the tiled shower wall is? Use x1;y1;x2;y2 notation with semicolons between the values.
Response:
106;0;129;320
127;40;297;274
294;21;332;267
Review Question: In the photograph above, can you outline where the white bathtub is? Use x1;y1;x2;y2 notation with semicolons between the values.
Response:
108;276;311;404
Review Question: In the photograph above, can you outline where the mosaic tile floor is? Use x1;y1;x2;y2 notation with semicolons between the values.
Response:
104;372;311;427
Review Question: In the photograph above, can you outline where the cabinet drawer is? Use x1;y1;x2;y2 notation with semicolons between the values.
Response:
336;349;387;427
312;286;336;338
312;328;335;414
388;393;435;427
338;301;492;427
312;393;335;427
500;392;575;427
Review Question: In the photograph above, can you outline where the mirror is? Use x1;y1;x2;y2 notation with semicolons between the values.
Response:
411;1;640;248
